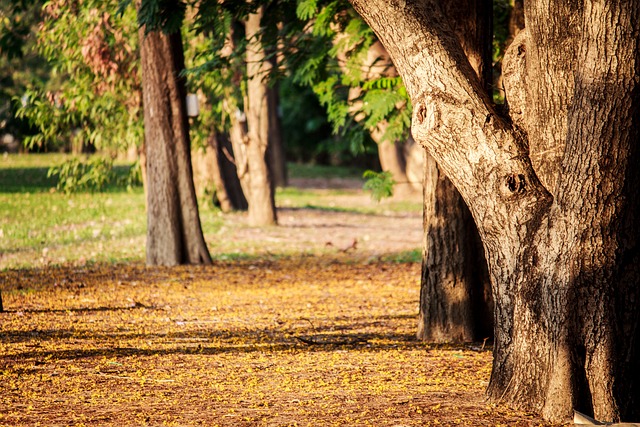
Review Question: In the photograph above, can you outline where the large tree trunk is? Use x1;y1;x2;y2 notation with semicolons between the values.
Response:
417;0;493;343
139;27;212;266
350;0;640;422
244;7;277;226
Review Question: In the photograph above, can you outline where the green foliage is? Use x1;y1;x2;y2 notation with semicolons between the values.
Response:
45;155;141;194
182;5;243;150
296;0;318;20
0;0;49;141
47;156;116;193
362;170;394;202
361;90;405;128
17;0;142;153
0;0;40;60
279;77;333;163
291;0;412;163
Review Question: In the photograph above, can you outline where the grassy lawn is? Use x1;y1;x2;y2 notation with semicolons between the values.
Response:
0;154;421;269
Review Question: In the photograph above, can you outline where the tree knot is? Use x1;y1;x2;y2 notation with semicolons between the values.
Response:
412;99;439;134
504;174;527;195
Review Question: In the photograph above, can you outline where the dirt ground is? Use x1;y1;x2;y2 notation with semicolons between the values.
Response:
0;182;559;426
210;180;424;260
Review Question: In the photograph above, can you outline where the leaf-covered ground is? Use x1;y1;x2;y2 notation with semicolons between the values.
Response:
1;258;555;426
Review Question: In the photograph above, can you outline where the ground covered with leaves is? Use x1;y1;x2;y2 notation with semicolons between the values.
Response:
1;258;555;426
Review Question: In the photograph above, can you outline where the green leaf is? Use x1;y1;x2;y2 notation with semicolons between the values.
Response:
363;170;395;202
296;0;317;20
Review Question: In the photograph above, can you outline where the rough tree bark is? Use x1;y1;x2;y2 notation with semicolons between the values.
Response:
139;27;212;266
417;0;493;343
350;0;640;422
243;6;277;226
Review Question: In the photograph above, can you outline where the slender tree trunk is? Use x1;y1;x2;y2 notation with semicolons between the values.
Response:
139;26;212;266
211;131;248;211
418;0;493;343
192;134;231;212
228;105;251;197
350;0;640;422
267;84;288;188
244;6;277;226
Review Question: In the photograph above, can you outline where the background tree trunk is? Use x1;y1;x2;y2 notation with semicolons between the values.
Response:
244;7;277;226
228;106;252;200
418;153;492;342
417;0;493;343
214;131;248;211
191;131;247;213
267;84;288;188
139;27;212;266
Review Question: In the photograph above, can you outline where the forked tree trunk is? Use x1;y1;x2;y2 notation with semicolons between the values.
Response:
418;0;492;343
139;27;212;266
350;0;640;422
243;7;277;226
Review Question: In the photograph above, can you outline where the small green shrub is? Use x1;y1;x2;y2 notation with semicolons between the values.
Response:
48;156;116;194
363;170;395;202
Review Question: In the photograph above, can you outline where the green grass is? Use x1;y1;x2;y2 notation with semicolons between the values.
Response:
276;186;422;214
0;154;147;268
380;248;422;263
0;153;420;269
287;162;365;179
